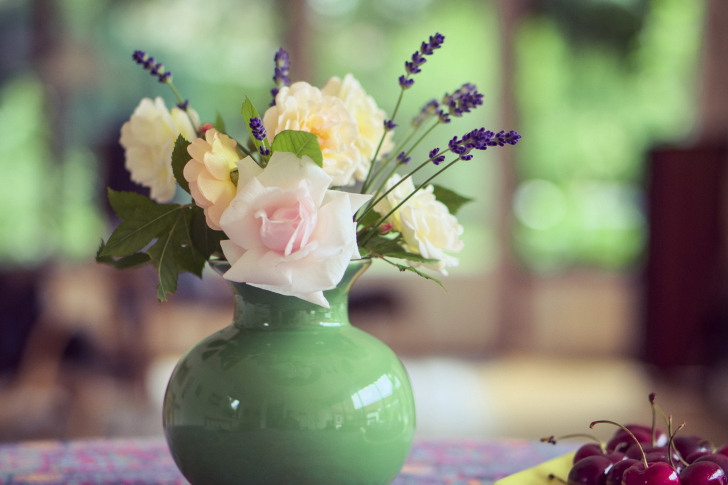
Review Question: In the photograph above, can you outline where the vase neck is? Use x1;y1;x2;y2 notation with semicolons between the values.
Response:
211;259;371;330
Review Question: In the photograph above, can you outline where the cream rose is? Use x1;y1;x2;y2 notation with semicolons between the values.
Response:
374;174;464;275
322;74;394;181
120;97;199;203
184;128;241;231
263;82;361;187
218;151;371;307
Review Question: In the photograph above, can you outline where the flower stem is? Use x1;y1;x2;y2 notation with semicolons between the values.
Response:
167;82;199;132
358;154;462;247
361;87;406;193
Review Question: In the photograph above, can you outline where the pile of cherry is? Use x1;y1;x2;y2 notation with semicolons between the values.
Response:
542;394;728;484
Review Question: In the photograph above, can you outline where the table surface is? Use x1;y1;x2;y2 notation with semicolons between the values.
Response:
0;437;576;484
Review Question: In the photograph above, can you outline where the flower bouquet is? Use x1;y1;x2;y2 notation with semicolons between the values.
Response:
96;33;520;307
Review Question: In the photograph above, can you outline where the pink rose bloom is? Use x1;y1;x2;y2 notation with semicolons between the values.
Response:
218;151;371;307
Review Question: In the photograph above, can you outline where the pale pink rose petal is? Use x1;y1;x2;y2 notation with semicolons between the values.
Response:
220;240;246;265
224;247;292;287
256;155;332;206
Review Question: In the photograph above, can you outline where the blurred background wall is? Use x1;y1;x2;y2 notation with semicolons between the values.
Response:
2;0;728;444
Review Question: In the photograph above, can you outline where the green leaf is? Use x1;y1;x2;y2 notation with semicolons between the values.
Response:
99;203;183;258
176;208;207;278
357;209;380;228
215;112;227;134
171;135;192;194
107;188;157;221
190;205;225;259
365;235;405;255
96;240;152;270
384;258;445;289
241;97;270;158
381;251;438;264
271;130;323;167
431;184;474;216
147;211;185;301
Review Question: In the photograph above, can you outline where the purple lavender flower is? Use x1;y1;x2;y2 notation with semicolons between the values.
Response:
273;48;291;86
412;100;439;127
249;117;267;141
397;33;445;90
460;154;473;161
396;151;411;165
442;83;483;118
399;75;415;89
260;146;271;156
177;100;189;110
384;119;397;131
131;50;172;83
270;48;291;106
497;130;522;145
429;148;446;165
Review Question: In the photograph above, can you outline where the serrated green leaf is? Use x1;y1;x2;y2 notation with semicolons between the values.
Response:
431;184;474;216
97;240;152;269
107;188;157;221
99;203;183;258
241;97;270;158
271;130;323;167
147;211;185;301
171;135;192;194
176;208;207;278
384;258;445;289
215;112;227;134
190;205;225;259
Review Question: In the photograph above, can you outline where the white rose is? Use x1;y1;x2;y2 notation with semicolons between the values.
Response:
218;151;371;307
374;174;464;275
263;82;360;187
322;74;394;181
119;97;199;203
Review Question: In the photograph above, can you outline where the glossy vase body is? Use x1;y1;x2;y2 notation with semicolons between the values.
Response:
163;260;416;485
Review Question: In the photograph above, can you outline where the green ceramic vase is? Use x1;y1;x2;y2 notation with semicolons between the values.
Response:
163;259;416;485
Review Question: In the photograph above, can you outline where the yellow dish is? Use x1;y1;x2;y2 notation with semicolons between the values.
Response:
494;452;575;485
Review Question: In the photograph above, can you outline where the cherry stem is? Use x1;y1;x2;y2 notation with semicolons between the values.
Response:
548;473;568;484
541;434;605;452
665;416;687;468
591;420;648;468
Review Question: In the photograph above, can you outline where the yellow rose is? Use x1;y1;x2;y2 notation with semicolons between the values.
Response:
263;82;360;186
184;128;241;230
322;74;394;181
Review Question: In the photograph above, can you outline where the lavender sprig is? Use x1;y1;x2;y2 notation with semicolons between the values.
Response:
362;33;447;194
131;50;197;130
357;127;521;235
249;117;267;141
133;50;172;84
270;48;291;106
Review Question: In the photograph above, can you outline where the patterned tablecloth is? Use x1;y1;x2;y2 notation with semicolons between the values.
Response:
0;437;576;484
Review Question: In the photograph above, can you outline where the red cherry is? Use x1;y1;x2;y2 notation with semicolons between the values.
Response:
674;436;712;462
686;451;711;464
607;425;667;453
696;454;728;474
621;462;680;485
717;445;728;458
626;444;666;460
606;458;640;485
567;455;613;484
575;443;606;464
605;451;627;463
680;461;727;485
